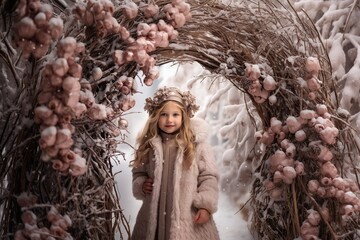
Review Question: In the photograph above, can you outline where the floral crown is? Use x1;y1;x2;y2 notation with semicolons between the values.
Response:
144;87;199;118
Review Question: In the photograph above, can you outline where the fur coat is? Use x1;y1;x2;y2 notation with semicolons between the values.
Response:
131;118;220;240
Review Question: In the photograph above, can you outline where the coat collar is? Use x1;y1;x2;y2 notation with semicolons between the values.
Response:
190;117;210;143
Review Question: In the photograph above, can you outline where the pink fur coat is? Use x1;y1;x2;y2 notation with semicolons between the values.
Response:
131;118;220;240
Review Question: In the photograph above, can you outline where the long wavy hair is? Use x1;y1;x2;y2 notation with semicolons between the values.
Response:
131;101;196;169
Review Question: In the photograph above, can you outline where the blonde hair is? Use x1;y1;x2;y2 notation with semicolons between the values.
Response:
131;101;196;169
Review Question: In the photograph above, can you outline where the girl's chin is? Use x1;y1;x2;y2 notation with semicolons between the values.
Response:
161;128;180;134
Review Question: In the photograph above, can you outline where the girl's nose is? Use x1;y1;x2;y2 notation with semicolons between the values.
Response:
167;116;173;122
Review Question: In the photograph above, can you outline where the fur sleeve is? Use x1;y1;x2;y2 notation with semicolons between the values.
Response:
132;165;148;200
192;142;219;214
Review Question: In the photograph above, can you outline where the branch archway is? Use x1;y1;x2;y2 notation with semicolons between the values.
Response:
1;0;359;240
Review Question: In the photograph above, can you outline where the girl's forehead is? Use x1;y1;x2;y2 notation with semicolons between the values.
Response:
161;101;182;111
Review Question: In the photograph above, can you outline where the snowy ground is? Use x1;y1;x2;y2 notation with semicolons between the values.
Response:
214;192;253;240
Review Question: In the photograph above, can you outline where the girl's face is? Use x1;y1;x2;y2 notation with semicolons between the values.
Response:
158;101;183;134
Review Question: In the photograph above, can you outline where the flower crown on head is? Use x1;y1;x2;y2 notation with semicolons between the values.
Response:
144;86;200;118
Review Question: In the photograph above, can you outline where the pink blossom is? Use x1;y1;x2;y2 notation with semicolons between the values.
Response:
70;155;87;176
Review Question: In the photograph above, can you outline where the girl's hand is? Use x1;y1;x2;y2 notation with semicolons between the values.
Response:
193;208;210;224
142;178;154;194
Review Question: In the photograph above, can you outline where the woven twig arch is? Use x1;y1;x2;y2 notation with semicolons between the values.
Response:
1;0;359;239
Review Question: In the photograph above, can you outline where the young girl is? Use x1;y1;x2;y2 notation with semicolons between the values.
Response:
131;86;220;240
